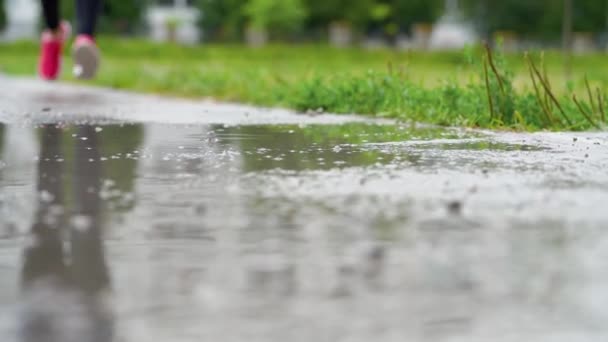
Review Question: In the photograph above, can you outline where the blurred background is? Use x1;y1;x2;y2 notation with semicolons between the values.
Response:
1;0;608;53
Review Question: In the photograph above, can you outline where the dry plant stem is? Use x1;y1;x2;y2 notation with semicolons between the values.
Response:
528;57;573;127
483;56;495;121
597;88;606;123
484;44;506;95
584;76;597;119
540;53;552;111
573;94;600;129
541;53;550;91
526;54;555;125
531;74;554;125
397;64;405;79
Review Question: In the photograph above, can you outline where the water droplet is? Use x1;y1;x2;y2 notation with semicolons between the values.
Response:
71;215;92;232
39;190;55;203
103;179;116;187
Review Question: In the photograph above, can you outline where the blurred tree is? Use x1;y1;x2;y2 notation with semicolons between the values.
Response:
303;0;444;37
193;0;608;42
461;0;608;39
243;0;308;37
304;0;377;32
367;1;392;35
0;0;6;32
571;0;608;32
196;0;248;41
389;0;443;32
99;0;145;33
461;0;551;37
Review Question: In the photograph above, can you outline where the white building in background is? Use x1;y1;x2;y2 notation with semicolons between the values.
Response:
146;0;202;45
2;0;39;41
429;0;477;50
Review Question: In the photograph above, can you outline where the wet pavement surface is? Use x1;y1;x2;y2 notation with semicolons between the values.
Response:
2;77;608;341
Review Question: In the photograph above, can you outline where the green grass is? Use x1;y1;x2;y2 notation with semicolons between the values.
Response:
1;38;608;131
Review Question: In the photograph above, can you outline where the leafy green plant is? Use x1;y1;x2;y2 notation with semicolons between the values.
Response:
289;44;606;131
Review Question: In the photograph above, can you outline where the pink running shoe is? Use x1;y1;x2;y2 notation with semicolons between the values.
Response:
38;21;71;80
72;35;100;80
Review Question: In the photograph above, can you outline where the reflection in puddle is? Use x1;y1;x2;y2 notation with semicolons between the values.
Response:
20;125;113;342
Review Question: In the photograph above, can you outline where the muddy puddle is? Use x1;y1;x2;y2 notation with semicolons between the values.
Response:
1;122;608;342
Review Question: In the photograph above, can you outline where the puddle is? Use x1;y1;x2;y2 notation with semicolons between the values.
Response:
1;122;608;342
214;124;477;171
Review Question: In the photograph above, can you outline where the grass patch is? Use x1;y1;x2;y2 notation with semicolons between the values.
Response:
1;38;607;131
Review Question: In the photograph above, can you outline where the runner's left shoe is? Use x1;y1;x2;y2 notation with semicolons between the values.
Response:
72;34;100;80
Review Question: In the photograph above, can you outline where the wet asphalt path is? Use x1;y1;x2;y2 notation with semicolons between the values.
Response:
1;76;608;342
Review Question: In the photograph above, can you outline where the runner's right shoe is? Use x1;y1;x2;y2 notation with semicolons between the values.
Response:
38;21;72;81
